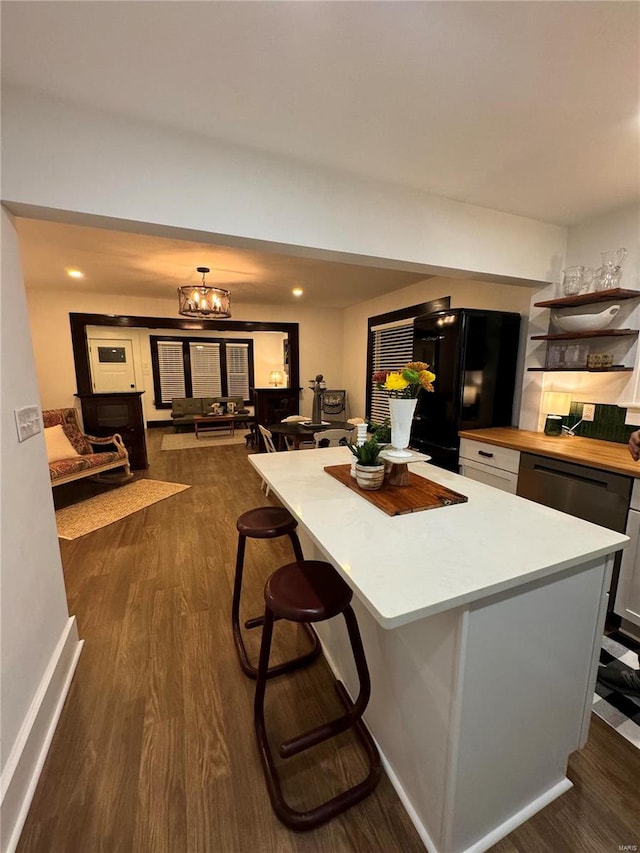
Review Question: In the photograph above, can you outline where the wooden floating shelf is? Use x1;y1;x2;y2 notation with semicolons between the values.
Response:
527;366;633;373
534;288;640;309
530;329;639;341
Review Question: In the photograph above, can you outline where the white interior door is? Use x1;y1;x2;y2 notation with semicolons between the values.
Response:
89;338;137;393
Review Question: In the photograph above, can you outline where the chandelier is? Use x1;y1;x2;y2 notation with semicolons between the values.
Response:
177;267;231;318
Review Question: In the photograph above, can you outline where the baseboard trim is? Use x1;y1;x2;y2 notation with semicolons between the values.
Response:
462;778;573;853
1;617;84;853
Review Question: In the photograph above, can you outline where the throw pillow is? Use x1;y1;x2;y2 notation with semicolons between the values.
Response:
44;424;80;463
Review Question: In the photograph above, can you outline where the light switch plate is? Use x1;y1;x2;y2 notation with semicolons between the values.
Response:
15;405;42;442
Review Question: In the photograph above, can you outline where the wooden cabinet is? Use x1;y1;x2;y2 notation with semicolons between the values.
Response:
253;388;300;425
458;438;520;494
77;392;148;470
528;288;640;373
253;388;300;451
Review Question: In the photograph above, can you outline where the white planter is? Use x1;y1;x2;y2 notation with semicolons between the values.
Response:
388;397;418;459
355;463;385;491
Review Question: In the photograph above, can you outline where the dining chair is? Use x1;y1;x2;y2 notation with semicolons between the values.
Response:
258;425;278;496
280;415;311;451
321;390;347;423
314;428;351;449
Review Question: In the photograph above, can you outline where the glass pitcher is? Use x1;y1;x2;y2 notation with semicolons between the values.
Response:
561;265;594;296
595;248;628;291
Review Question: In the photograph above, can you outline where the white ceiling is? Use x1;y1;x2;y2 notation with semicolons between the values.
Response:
3;1;639;307
14;218;428;308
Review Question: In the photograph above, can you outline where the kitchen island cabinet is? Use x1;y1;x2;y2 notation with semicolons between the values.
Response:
249;447;626;853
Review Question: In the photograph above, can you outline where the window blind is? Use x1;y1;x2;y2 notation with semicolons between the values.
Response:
157;341;186;403
226;343;250;399
189;342;222;397
370;321;414;424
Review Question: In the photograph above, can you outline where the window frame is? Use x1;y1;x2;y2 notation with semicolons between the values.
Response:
365;298;450;421
150;334;255;408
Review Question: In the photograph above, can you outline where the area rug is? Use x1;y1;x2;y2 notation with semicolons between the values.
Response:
593;634;640;749
160;432;247;451
55;479;190;540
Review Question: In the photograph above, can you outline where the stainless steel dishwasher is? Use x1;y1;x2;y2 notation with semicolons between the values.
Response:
517;452;632;611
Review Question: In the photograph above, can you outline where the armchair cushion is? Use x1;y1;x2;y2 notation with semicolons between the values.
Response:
44;424;80;463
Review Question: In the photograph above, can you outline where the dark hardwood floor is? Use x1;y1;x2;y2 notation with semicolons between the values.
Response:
17;430;640;852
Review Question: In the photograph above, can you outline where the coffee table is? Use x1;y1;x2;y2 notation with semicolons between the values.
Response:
193;414;235;438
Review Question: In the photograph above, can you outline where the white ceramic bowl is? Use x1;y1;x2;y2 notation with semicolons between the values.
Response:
554;304;620;333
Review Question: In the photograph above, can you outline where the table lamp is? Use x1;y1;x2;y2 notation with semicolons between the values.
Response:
542;391;571;436
269;370;284;387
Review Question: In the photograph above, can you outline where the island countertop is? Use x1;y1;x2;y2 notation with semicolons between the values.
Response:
459;426;639;478
249;447;627;629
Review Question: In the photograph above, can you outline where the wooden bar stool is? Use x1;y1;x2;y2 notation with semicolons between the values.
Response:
232;507;320;679
254;559;381;830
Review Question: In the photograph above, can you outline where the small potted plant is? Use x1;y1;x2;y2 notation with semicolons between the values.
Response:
349;438;385;491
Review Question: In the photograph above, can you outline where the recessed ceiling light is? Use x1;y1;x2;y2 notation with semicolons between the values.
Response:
292;288;303;297
66;269;84;279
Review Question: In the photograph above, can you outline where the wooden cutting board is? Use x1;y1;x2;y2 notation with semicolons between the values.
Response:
324;464;468;516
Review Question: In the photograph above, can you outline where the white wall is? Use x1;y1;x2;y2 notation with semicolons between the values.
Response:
343;276;535;421
2;87;566;285
26;289;343;419
565;201;640;290
1;208;80;851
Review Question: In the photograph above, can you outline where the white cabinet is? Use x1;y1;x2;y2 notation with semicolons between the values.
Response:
615;479;640;638
459;438;520;494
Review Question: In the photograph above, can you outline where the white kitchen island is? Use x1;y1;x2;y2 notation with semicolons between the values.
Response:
249;447;628;853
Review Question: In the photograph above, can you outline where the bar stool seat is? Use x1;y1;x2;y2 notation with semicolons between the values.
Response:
232;507;320;679
254;560;381;831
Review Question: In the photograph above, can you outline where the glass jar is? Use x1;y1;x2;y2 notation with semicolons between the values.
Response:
564;343;588;368
546;344;567;369
561;266;594;296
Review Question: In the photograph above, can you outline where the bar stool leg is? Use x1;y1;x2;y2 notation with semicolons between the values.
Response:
253;604;381;831
288;530;304;562
278;604;370;758
231;533;320;679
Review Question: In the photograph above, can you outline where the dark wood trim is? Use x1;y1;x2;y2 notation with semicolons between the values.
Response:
70;313;299;396
365;297;450;418
367;298;450;331
149;334;257;407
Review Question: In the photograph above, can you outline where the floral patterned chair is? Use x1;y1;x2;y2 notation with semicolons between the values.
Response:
42;408;131;487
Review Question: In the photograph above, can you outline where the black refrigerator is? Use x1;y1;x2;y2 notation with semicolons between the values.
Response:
410;308;521;471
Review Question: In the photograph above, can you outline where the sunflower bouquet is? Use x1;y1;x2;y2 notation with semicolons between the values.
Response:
373;361;436;399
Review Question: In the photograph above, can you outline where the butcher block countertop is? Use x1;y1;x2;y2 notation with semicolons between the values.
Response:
458;426;640;479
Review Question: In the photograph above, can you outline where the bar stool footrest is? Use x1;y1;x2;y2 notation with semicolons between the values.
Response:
244;613;284;630
255;679;381;831
233;621;320;680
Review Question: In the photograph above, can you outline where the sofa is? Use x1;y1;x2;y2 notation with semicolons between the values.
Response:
43;408;132;487
171;397;253;428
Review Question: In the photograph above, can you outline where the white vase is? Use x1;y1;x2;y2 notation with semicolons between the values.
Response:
387;397;417;459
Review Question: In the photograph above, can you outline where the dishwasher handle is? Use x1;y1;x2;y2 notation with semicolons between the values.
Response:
531;462;610;490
